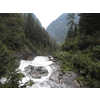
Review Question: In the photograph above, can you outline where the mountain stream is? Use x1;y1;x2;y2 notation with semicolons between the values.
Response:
0;56;80;88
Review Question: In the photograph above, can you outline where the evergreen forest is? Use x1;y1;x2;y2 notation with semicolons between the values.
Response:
0;13;58;88
0;13;100;88
54;13;100;88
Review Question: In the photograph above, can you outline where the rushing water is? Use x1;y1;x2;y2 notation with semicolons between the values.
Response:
17;56;55;88
0;56;78;88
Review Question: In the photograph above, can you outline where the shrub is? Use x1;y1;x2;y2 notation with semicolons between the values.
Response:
61;38;75;52
55;51;75;71
76;35;95;50
93;45;100;54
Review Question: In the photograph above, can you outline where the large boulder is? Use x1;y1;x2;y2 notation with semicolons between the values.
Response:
24;65;48;79
63;71;78;83
49;71;60;84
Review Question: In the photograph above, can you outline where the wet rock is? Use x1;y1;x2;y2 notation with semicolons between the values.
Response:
35;67;48;74
49;58;58;62
18;55;83;88
49;71;60;84
52;59;58;62
48;56;51;59
32;75;42;79
59;73;63;80
50;63;61;72
24;65;48;79
60;83;68;88
36;67;43;71
58;71;81;88
62;71;78;84
48;56;54;61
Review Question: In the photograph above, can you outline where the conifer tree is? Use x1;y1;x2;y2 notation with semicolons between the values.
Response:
66;13;75;39
73;23;78;37
67;13;75;28
79;13;100;35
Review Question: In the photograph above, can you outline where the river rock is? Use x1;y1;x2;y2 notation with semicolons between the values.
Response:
59;73;63;80
49;59;58;62
24;65;48;79
73;80;80;88
18;55;83;88
48;56;51;59
49;71;60;84
63;71;78;83
52;59;58;62
35;67;48;74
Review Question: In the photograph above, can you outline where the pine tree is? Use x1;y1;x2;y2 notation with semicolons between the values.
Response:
79;13;100;35
73;23;78;37
67;13;75;28
66;13;75;39
66;27;73;38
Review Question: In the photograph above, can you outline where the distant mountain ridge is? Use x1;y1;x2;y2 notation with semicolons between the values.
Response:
46;13;80;43
32;13;42;27
22;13;42;27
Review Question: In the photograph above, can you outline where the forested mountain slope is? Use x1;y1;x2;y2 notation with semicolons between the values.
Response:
46;13;80;43
54;13;100;88
0;13;58;88
22;13;42;27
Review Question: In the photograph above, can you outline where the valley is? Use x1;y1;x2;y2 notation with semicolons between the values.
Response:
0;56;81;88
0;13;100;88
46;13;80;43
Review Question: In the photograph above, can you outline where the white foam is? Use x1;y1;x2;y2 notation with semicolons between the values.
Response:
17;56;54;87
0;77;6;84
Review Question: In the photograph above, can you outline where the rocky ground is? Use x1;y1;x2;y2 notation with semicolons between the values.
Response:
12;48;83;88
21;56;83;88
48;58;83;88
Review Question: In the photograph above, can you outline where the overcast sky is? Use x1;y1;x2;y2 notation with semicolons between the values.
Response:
34;12;63;29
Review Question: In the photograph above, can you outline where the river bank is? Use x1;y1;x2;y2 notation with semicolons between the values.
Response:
0;53;83;88
17;56;83;88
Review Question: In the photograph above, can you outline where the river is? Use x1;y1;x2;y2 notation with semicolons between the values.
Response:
0;56;80;88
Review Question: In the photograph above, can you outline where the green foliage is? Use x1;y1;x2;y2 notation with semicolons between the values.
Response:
76;76;84;82
25;80;34;87
66;13;78;39
23;13;57;53
76;35;95;50
54;51;75;71
67;13;75;27
79;13;100;35
93;45;100;54
61;38;75;52
54;13;100;88
0;13;25;50
0;41;25;88
0;41;13;76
